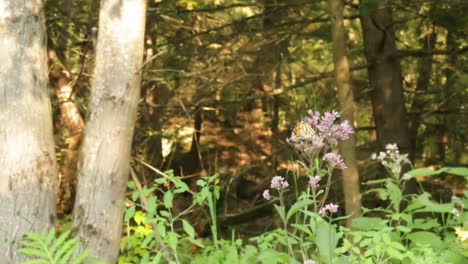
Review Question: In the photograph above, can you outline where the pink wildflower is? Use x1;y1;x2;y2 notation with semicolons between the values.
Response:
262;190;271;200
336;120;353;140
319;207;326;216
270;176;289;189
317;110;340;133
323;153;347;170
309;175;321;188
319;203;339;216
303;110;354;147
325;203;339;213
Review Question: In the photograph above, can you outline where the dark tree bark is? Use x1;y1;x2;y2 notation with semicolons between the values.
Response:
48;49;85;215
328;0;362;226
259;0;288;168
359;0;412;159
0;1;58;262
442;31;464;164
72;0;147;262
408;29;436;161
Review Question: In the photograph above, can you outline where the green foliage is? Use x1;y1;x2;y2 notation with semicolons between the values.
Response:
19;229;91;264
338;148;468;264
120;171;219;263
119;145;467;263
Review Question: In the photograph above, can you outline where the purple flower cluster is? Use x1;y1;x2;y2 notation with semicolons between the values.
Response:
263;176;290;201
270;176;289;189
323;153;347;170
304;110;354;147
319;203;339;216
309;175;321;188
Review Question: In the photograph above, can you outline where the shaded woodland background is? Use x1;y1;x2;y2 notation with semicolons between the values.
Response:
47;0;467;218
1;0;467;263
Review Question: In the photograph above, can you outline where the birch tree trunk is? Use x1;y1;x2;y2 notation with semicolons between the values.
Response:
72;0;147;262
360;0;412;158
0;1;58;262
327;0;362;226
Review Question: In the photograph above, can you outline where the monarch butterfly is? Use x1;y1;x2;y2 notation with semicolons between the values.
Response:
289;120;315;142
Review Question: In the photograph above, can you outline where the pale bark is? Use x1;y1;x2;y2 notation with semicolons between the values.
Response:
328;0;362;226
72;0;147;262
0;1;58;262
359;0;412;157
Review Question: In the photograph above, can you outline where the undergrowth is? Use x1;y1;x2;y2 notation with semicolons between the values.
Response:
19;111;468;264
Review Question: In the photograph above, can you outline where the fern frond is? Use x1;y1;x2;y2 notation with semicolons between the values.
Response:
19;229;91;264
50;230;70;257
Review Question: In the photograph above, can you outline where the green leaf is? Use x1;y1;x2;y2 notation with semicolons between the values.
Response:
134;211;146;225
182;219;195;238
70;249;91;264
163;191;174;209
188;237;204;248
407;168;441;178
386;181;402;211
157;222;166;238
124;206;136;222
446;167;468;177
128;182;136;189
45;229;56;247
56;238;80;264
363;178;388;185
290;224;312;235
258;248;289;263
50;230;70;256
414;193;454;213
131;190;140;201
385;246;404;260
396;225;411;233
273;205;285;222
159;210;169;217
407;218;440;230
17;248;50;259
19;229;90;264
150;251;163;264
316;220;338;262
22;260;50;264
286;199;316;221
352;217;387;230
196;179;205;187
166;232;179;250
407;167;468;179
147;196;157;212
406;231;443;248
155;177;168;184
240;245;258;264
174;181;189;193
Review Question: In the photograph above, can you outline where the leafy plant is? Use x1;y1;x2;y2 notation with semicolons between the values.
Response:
120;170;218;263
19;229;91;264
119;111;467;264
337;144;468;263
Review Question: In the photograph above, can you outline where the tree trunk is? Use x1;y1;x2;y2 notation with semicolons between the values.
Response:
258;0;288;169
49;49;85;215
0;1;58;262
72;0;147;262
328;0;362;226
359;1;412;159
408;29;436;161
